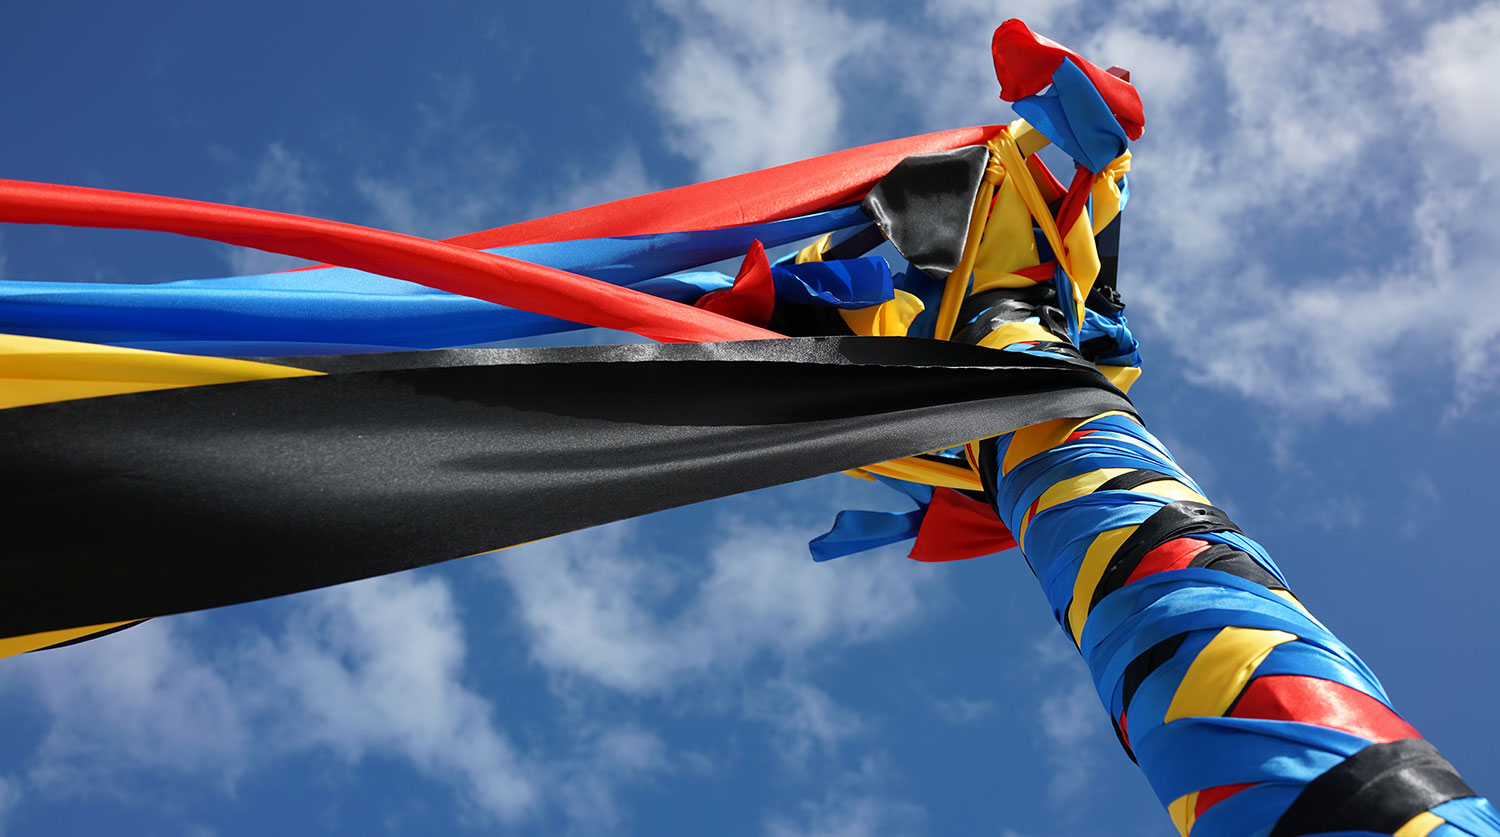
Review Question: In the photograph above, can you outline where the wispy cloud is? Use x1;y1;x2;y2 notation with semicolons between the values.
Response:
525;144;658;221
762;759;927;837
494;509;942;821
1;576;537;823
214;84;659;288
764;794;926;837
744;679;863;769
644;0;893;178
246;574;540;823
494;515;940;694
214;76;522;276
1038;679;1107;803
202;2;1500;419
220;142;321;275
1028;632;1115;809
859;1;1500;419
931;695;998;725
2;499;937;831
550;725;677;831
0;774;20;835
1105;1;1500;417
7;617;252;796
0;572;698;831
345;73;524;240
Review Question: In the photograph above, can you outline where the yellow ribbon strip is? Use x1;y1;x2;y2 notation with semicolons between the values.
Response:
859;456;984;492
1016;467;1135;546
1091;151;1132;235
1167;792;1198;837
0;333;321;410
1001;411;1139;475
838;290;925;338
1067;525;1140;644
0;621;141;661
933;159;1003;341
1164;627;1297;722
795;233;832;264
1098;364;1142;393
1394;811;1447;837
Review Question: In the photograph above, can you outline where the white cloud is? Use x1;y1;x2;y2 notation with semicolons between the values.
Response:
496;516;940;694
993;1;1500;418
762;762;927;837
4;619;252;796
1402;3;1500;414
744;680;863;768
217;78;525;265
222;142;321;275
248;574;540;823
0;503;934;830
349;141;518;241
645;0;893;178
1408;3;1500;168
1306;0;1385;35
0;775;20;835
591;725;670;775
764;794;926;837
932;695;997;724
494;509;941;817
924;0;1079;31
350;149;518;241
1082;28;1201;111
1028;631;1115;807
2;575;559;827
891;4;1011;135
550;725;677;830
1038;679;1107;803
1209;5;1383;193
525;144;658;221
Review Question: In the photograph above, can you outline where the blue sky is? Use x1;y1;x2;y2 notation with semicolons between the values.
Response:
2;1;1498;835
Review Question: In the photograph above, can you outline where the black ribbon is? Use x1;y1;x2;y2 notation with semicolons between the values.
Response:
0;336;1131;639
1271;739;1475;836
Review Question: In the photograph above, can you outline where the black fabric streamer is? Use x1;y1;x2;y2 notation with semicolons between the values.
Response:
0;336;1131;639
860;146;989;280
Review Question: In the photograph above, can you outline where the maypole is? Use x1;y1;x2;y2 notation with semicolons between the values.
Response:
0;16;1493;836
952;21;1500;837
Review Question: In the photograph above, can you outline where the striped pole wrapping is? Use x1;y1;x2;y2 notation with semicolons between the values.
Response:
981;411;1500;836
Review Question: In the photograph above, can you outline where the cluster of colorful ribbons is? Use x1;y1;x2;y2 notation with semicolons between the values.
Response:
0;18;1493;837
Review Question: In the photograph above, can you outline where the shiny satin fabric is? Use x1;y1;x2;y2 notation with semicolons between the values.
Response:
0;207;870;356
0;178;778;344
0;335;1131;641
